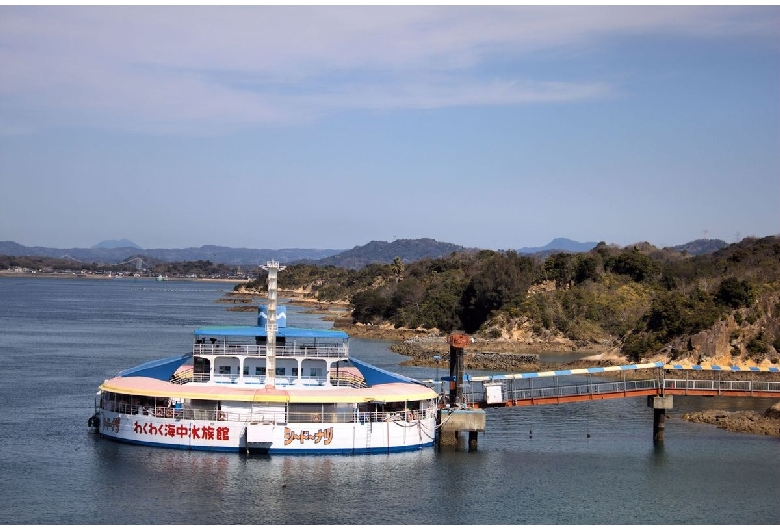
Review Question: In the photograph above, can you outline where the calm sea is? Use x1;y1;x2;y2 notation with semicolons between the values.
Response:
0;277;777;525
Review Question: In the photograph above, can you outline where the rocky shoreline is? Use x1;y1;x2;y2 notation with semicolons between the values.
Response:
680;404;780;437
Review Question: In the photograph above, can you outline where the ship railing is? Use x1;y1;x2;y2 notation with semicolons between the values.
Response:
184;372;365;388
285;410;435;424
193;343;348;359
110;407;433;424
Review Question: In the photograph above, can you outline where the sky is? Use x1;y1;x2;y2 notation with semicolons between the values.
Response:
1;5;778;251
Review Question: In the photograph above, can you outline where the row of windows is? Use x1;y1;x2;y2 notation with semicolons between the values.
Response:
217;365;323;377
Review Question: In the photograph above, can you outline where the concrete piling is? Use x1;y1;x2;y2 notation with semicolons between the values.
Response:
647;395;673;443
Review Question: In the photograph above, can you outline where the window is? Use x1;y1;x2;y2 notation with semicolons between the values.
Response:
275;367;285;376
255;367;266;376
218;366;232;375
292;367;299;376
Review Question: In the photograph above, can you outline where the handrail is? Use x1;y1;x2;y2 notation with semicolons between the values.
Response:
663;379;780;393
178;372;367;388
193;343;348;359
105;406;433;424
432;376;780;406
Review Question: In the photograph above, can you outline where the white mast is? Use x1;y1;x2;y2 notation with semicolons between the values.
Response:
261;260;285;388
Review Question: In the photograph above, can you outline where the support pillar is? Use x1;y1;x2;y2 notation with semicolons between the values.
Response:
653;408;666;442
647;395;673;444
468;430;478;452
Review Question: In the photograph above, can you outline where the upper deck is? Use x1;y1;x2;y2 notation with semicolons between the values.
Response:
192;325;350;360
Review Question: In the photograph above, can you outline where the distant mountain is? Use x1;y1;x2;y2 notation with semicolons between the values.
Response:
312;238;471;269
92;239;141;250
0;235;736;269
0;241;343;266
668;239;728;256
516;238;598;255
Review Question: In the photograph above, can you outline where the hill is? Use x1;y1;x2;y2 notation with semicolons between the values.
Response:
257;235;780;367
0;235;734;269
668;238;728;256
311;238;472;269
92;239;141;250
516;238;598;255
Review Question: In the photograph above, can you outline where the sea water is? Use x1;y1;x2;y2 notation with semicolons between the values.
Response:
0;277;777;525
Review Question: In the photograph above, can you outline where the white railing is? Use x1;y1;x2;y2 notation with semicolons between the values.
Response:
437;378;659;404
186;373;356;388
663;379;780;393
429;377;780;404
103;406;433;424
193;343;348;359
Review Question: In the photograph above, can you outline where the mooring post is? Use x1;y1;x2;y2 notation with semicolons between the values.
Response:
448;333;468;406
436;333;486;451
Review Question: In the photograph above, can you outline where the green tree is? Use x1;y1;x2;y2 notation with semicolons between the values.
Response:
714;277;754;309
391;256;405;284
544;253;575;288
605;248;658;282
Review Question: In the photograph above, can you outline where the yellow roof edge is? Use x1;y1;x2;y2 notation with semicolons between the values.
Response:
98;382;291;403
98;382;438;404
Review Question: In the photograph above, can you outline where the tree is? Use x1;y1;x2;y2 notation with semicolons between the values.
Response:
714;277;754;309
605;248;658;282
391;256;405;284
544;253;574;288
460;251;535;333
350;289;391;324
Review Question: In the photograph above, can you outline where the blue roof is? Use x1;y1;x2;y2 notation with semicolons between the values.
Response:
117;353;191;381
192;326;348;339
350;357;424;387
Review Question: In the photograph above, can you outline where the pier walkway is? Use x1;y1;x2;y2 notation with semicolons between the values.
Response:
429;361;780;408
431;334;779;448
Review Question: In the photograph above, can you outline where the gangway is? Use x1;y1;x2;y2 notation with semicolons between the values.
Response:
428;357;780;445
429;361;780;407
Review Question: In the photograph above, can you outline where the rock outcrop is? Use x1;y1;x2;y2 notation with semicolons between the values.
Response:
681;403;780;437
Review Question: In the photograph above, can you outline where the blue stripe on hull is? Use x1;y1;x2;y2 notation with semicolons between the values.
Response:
266;441;435;456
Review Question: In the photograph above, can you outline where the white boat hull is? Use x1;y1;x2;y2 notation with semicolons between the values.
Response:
98;410;436;454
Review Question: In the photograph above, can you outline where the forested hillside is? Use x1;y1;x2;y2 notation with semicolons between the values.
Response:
240;236;780;364
310;238;469;269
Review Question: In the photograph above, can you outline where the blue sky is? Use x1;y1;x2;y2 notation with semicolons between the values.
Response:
1;6;778;251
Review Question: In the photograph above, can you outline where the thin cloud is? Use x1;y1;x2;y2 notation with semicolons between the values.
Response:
0;6;776;135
